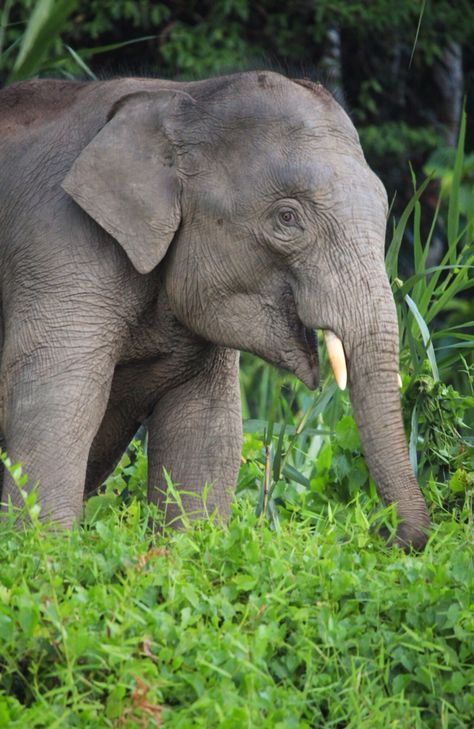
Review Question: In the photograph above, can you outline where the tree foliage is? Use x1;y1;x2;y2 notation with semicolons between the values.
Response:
1;4;472;193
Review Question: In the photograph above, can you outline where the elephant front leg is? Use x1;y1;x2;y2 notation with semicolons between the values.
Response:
1;345;116;528
148;347;242;528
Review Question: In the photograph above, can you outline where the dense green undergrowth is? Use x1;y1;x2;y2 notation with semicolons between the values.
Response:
0;489;473;729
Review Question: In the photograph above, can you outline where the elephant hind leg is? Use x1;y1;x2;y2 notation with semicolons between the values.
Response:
84;361;160;499
85;416;143;499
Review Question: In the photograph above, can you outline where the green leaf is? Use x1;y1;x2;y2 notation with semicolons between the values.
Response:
105;685;126;720
0;697;11;724
385;176;432;278
448;468;474;493
447;102;467;262
8;0;78;82
316;441;332;473
64;45;97;79
18;602;39;637
0;613;13;641
282;463;309;487
84;494;119;522
233;574;257;591
404;293;439;381
334;415;361;452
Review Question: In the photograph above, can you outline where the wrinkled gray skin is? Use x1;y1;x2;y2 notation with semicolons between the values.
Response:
0;71;430;548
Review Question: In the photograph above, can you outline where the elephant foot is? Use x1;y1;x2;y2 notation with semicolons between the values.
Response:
378;515;430;552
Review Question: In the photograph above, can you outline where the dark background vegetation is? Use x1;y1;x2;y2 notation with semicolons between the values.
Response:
0;0;472;489
2;0;474;233
0;0;472;485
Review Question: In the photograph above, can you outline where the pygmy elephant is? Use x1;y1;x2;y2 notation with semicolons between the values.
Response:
0;71;430;548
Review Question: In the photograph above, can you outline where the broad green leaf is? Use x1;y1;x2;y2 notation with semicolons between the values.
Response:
404;293;439;381
8;0;78;82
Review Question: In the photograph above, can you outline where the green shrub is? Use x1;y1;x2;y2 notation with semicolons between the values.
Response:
0;461;473;727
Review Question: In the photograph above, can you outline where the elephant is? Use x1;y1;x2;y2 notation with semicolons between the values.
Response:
0;71;430;548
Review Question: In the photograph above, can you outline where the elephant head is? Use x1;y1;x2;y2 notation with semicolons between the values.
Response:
63;71;430;549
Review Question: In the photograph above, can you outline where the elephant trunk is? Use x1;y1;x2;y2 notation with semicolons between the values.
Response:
340;269;430;550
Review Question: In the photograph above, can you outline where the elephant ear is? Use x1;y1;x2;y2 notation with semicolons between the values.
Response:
62;90;194;274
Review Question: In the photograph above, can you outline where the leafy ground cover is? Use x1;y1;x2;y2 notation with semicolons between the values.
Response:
0;477;473;728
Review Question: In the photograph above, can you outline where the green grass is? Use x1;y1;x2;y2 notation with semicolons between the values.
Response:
0;485;473;729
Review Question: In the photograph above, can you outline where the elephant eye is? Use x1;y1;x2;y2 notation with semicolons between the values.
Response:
278;208;298;226
270;202;304;242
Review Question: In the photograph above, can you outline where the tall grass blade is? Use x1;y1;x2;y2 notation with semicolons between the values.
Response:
419;246;473;323
65;45;97;80
467;185;474;245
404;293;439;380
0;0;14;59
272;422;287;481
72;36;157;59
8;0;78;82
396;264;474;302
426;266;474;324
402;302;421;371
435;341;474;351
296;381;337;435
385;176;431;278
409;0;426;68
447;103;466;264
0;36;22;64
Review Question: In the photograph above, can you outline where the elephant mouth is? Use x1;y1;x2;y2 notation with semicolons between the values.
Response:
292;323;319;389
297;323;348;391
298;325;401;393
288;284;347;390
303;326;317;354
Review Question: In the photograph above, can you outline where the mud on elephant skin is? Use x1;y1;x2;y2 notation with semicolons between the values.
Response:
0;71;430;548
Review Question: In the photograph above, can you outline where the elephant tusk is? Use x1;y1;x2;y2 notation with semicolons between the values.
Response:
398;373;403;388
324;330;347;391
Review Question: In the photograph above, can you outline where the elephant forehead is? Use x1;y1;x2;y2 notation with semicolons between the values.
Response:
186;75;360;159
199;144;382;205
197;71;357;137
208;112;361;161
